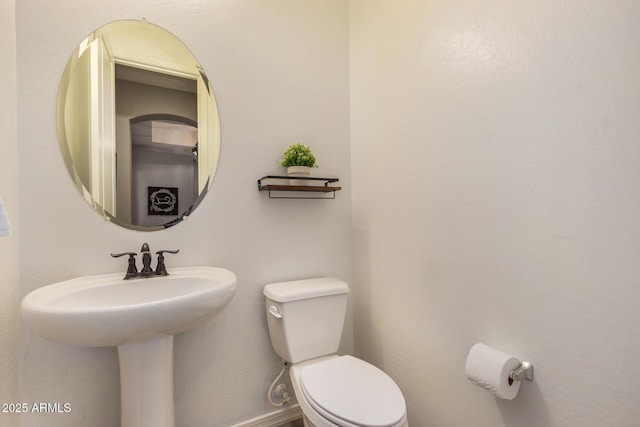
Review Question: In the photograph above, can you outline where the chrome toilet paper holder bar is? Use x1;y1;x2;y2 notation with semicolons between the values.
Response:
509;361;534;383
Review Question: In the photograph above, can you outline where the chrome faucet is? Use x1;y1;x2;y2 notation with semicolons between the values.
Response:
111;243;179;280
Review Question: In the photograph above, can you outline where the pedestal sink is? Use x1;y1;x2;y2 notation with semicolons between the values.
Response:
21;266;237;427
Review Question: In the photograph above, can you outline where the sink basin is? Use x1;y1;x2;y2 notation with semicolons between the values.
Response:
21;266;237;427
21;266;237;347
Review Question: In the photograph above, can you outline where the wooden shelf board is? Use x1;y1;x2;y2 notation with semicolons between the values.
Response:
259;185;341;193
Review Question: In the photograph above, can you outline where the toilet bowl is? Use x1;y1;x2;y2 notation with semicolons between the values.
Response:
263;278;408;427
291;355;407;427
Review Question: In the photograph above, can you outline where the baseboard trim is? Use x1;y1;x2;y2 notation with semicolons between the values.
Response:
228;404;303;427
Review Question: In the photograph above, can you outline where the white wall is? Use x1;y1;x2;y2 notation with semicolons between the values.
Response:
16;1;351;426
350;1;640;426
15;1;640;426
0;0;20;426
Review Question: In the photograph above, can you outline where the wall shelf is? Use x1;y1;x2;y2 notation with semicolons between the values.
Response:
257;176;341;199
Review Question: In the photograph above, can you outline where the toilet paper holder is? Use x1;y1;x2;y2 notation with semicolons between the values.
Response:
508;361;534;384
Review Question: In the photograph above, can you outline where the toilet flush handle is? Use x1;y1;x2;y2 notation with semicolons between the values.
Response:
269;305;283;319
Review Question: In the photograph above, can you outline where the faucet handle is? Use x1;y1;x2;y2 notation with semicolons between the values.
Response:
155;249;179;276
110;252;139;279
110;251;137;258
156;249;179;256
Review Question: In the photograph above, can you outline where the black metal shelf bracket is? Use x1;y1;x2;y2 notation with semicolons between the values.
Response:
257;176;341;200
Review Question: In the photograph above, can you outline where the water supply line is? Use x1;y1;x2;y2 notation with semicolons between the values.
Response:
268;360;293;407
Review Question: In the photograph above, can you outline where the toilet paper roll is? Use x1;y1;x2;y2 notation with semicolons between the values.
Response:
465;343;522;400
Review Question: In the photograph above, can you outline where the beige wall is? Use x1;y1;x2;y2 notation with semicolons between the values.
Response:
0;0;19;426
16;1;351;426
350;1;640;426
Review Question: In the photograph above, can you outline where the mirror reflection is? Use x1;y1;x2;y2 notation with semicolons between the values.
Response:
57;20;220;230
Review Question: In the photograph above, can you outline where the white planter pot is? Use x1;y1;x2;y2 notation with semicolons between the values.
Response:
287;166;312;186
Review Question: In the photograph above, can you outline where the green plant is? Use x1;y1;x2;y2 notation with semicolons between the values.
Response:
279;143;318;168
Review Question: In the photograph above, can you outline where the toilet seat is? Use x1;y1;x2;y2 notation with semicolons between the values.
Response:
299;355;406;427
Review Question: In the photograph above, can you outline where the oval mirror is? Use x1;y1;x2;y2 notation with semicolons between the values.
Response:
57;20;220;231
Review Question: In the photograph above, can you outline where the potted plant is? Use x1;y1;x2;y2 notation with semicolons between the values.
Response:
279;143;318;185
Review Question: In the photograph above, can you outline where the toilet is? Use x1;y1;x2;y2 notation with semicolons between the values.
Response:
264;277;408;427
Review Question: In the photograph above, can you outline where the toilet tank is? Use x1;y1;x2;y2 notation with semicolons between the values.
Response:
264;277;349;364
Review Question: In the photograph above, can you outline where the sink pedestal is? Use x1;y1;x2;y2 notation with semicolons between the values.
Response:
118;335;175;427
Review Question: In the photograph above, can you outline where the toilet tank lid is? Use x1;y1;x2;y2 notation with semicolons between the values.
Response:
264;277;349;302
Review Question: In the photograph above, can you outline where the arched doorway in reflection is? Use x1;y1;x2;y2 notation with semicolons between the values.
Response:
128;114;198;227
